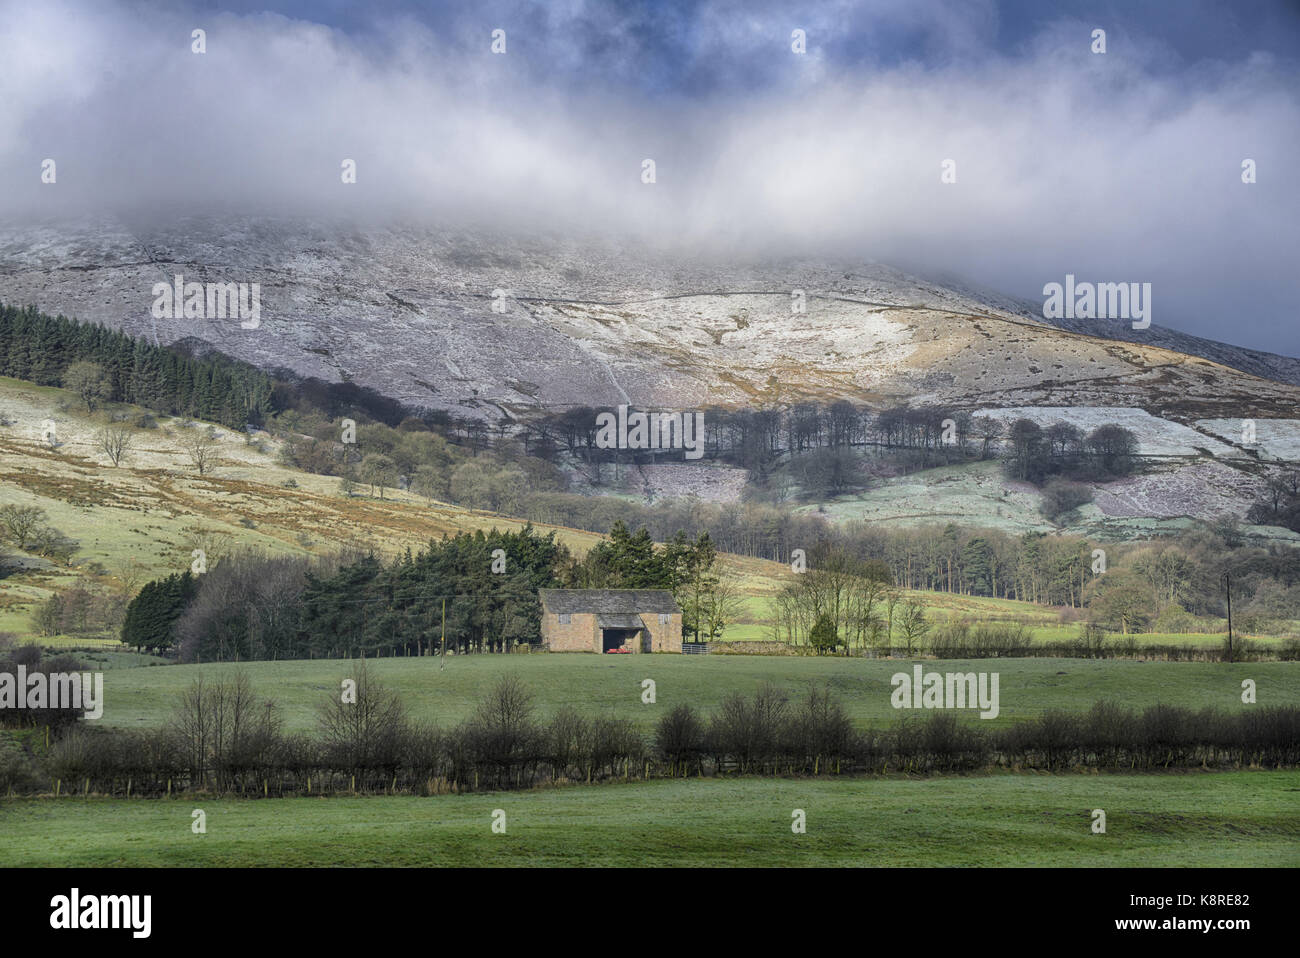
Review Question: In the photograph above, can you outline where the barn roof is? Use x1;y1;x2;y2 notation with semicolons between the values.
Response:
596;614;646;630
539;589;680;615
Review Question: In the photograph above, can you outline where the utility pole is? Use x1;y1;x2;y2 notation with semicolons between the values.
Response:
1224;572;1233;662
439;597;446;671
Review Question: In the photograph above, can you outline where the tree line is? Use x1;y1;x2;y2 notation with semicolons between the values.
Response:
487;495;1297;632
0;303;274;428
522;402;1140;482
121;522;735;659
4;667;1297;797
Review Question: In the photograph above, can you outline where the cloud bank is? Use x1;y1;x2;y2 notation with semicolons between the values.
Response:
1;0;1298;353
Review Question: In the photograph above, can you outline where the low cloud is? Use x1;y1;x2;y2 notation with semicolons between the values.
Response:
1;0;1297;352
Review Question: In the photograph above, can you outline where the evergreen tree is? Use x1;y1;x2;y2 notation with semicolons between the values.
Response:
121;571;198;653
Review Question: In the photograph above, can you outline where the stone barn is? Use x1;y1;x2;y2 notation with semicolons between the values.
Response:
538;589;683;653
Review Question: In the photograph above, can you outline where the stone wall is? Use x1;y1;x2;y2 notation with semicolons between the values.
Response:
642;613;683;653
540;610;683;652
542;612;598;652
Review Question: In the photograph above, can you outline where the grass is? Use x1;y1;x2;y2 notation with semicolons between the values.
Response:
802;460;1051;533
3;771;1297;867
86;655;1300;733
718;588;1287;647
1022;624;1286;648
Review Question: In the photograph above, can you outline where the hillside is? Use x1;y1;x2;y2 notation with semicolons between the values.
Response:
0;376;623;637
3;217;1299;423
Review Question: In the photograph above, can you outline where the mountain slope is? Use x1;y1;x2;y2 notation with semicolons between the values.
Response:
1;217;1298;425
920;271;1300;389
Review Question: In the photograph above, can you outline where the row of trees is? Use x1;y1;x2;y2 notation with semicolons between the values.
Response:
528;403;999;474
1248;469;1300;533
524;403;1142;482
518;502;1295;628
1003;419;1138;484
766;529;1299;645
121;527;563;660
121;521;739;659
0;304;274;428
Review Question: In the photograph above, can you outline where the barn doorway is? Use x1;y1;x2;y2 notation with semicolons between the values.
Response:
601;628;641;653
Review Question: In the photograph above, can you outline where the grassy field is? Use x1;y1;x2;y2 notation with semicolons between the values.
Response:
3;771;1297;867
721;588;1286;647
84;655;1300;732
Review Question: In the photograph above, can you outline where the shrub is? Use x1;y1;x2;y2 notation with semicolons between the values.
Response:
547;707;589;781
708;683;789;774
654;704;705;776
1152;603;1196;633
464;675;542;788
316;662;408;789
1040;479;1094;522
788;684;853;771
808;614;839;655
0;737;40;793
916;712;989;771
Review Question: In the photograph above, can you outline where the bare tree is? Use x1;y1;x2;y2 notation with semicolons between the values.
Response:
97;426;134;467
28;525;79;566
0;504;46;548
170;671;274;791
411;464;444;503
972;416;1004;460
896;598;930;656
180;525;233;571
700;571;747;641
115;557;146;597
360;453;396;499
317;659;409;784
182;427;220;475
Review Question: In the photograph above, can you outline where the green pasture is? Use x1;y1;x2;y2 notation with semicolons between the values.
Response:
3;771;1296;867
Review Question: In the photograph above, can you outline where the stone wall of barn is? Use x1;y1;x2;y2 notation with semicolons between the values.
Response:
541;608;683;652
541;611;598;652
643;613;683;652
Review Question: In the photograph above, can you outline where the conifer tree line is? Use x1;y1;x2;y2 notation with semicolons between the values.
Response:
122;522;730;660
0;303;273;427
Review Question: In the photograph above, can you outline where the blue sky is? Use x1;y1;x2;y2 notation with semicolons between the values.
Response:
184;0;1300;93
2;0;1299;354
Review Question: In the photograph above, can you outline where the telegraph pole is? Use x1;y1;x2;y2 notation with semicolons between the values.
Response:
1223;572;1233;662
439;597;447;671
